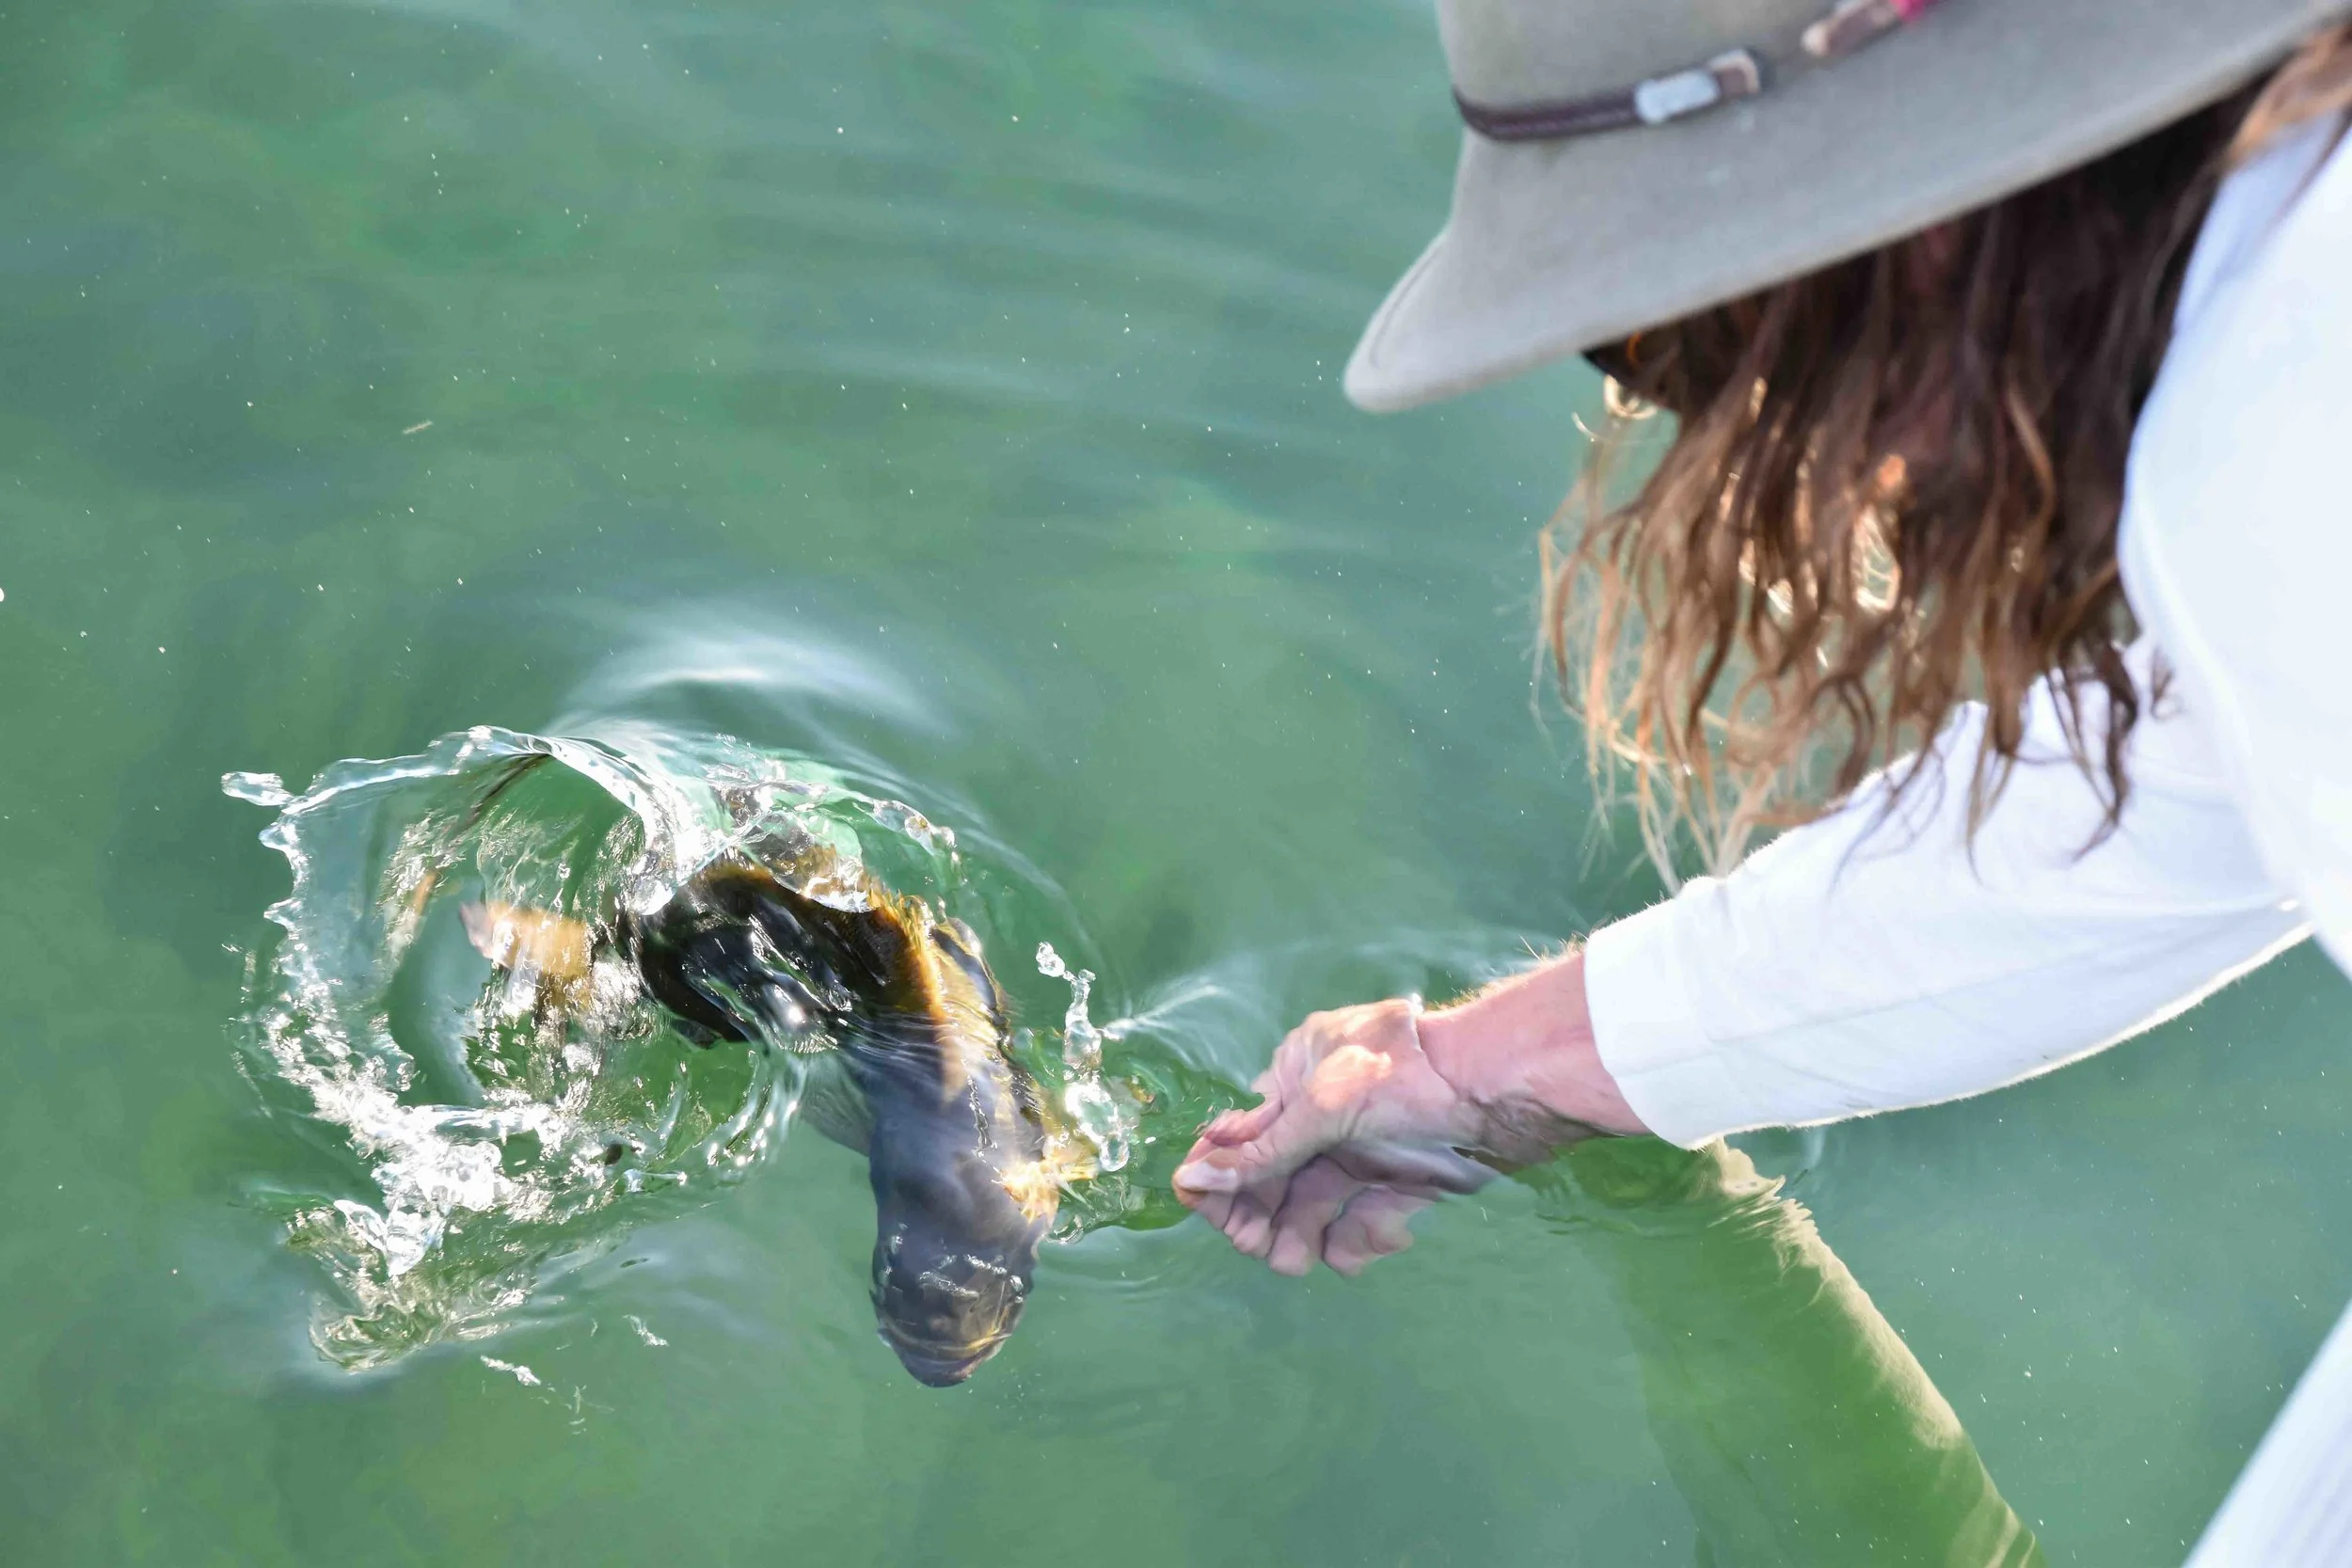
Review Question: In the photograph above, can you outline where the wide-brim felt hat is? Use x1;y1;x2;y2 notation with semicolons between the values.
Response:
1345;0;2352;413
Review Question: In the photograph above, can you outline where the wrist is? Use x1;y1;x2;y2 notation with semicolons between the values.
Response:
1416;950;1649;1143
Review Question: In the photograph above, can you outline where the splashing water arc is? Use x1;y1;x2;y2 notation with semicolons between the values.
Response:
226;724;1139;1370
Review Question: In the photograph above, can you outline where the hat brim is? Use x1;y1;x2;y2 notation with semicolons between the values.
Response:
1346;0;2345;413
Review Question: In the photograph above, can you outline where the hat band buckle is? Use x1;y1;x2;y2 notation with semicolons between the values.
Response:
1453;0;1940;144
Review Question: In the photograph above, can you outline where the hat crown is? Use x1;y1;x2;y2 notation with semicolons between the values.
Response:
1441;0;1823;104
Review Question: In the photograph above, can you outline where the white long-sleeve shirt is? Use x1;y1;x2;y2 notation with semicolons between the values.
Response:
1585;116;2348;1148
1582;115;2352;1566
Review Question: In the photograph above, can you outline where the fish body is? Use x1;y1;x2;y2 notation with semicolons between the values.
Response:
619;847;1057;1386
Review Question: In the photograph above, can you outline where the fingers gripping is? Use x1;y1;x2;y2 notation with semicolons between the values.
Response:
1174;1086;1344;1198
1175;997;1470;1275
1223;1189;1279;1259
1324;1189;1430;1277
1263;1159;1366;1277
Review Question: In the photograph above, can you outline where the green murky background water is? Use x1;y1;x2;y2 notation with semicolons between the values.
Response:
5;0;2351;1562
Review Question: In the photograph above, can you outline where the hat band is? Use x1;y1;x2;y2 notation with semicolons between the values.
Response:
1453;0;1940;144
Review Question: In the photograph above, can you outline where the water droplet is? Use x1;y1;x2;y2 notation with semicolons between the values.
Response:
221;771;293;807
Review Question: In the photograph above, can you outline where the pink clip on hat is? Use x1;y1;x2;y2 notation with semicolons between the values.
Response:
1343;0;2350;413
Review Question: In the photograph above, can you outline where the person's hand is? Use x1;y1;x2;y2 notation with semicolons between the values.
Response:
1171;951;1647;1276
1172;998;1491;1276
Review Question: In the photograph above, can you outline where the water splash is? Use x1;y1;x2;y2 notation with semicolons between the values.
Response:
228;722;1198;1370
222;770;294;808
230;725;966;1368
1036;942;1132;1174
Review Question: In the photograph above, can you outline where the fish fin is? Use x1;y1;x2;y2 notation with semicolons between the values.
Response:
995;1141;1081;1224
929;920;1009;1036
796;1050;874;1154
460;900;596;987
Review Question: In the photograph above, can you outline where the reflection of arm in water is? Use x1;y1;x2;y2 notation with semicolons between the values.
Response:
1170;989;2045;1561
1523;1137;2043;1568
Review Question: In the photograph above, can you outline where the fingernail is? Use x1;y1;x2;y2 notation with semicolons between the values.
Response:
1172;1161;1236;1194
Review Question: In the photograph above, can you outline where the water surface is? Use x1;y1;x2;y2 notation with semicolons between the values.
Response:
5;0;2352;1561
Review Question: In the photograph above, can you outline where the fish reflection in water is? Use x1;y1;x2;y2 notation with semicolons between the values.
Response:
461;756;1075;1386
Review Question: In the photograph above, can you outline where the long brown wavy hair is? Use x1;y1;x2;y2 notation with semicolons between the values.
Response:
1552;24;2352;879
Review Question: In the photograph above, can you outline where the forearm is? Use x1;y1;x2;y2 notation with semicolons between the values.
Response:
1415;950;1651;1145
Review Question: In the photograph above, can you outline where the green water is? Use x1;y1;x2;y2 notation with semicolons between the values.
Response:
5;0;2350;1561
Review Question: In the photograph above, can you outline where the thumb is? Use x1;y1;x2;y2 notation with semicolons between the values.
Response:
1171;1102;1278;1210
1172;1098;1327;1197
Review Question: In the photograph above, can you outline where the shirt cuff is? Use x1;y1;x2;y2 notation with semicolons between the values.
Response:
1583;893;1750;1149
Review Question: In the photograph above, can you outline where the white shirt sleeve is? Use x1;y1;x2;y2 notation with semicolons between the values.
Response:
1583;652;2309;1148
1582;119;2352;1152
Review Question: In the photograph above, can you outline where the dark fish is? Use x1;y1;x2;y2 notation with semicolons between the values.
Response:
463;838;1063;1387
629;853;1060;1385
